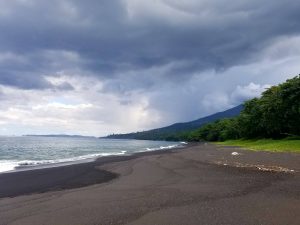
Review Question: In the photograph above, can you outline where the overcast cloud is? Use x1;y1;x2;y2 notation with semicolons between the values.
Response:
0;0;299;136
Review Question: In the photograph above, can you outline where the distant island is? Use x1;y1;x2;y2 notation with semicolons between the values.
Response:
24;134;96;138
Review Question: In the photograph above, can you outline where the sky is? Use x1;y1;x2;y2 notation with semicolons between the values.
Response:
0;0;299;136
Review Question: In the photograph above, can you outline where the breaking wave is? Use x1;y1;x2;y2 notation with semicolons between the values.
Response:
145;143;185;151
0;151;127;173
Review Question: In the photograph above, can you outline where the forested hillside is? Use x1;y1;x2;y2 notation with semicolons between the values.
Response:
105;105;243;140
106;75;299;142
188;75;300;141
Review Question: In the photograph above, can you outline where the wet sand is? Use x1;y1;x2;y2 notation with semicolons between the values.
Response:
0;143;299;225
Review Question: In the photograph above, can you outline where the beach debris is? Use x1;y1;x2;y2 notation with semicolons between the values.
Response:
215;161;296;173
231;152;240;156
255;165;295;173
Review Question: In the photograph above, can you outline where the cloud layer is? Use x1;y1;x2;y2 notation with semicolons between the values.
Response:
0;0;299;135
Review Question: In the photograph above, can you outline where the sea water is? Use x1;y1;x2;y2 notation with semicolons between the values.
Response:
0;136;184;173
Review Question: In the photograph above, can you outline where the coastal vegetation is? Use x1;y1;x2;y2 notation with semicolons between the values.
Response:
108;75;300;152
184;75;300;142
106;105;243;140
216;139;300;153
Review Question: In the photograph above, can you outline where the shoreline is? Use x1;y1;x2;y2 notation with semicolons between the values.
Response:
0;142;298;199
0;144;189;199
0;141;187;174
0;142;299;225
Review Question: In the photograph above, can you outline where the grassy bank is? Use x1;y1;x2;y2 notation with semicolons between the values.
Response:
216;139;300;153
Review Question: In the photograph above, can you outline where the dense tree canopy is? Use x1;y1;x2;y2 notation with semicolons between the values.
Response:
108;75;300;142
187;75;300;141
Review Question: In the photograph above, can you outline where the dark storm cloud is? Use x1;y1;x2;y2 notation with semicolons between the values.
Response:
0;73;51;89
0;0;300;90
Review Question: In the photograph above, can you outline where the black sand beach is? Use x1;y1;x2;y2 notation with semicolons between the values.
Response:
0;143;299;225
0;147;184;198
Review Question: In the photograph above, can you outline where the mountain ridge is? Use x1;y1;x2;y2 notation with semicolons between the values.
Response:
106;104;243;140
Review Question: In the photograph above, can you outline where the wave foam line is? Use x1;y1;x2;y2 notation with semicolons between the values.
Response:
0;151;127;173
146;143;184;151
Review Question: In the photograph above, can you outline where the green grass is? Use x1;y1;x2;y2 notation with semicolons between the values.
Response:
215;139;300;153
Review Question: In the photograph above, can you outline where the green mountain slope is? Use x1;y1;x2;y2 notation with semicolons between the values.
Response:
106;104;243;140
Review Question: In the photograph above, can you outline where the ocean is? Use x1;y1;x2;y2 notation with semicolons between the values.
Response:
0;136;184;173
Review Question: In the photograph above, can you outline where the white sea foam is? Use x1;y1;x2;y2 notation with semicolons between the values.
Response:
0;137;182;173
145;144;182;151
18;151;128;166
0;144;180;173
0;161;19;173
0;151;127;173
